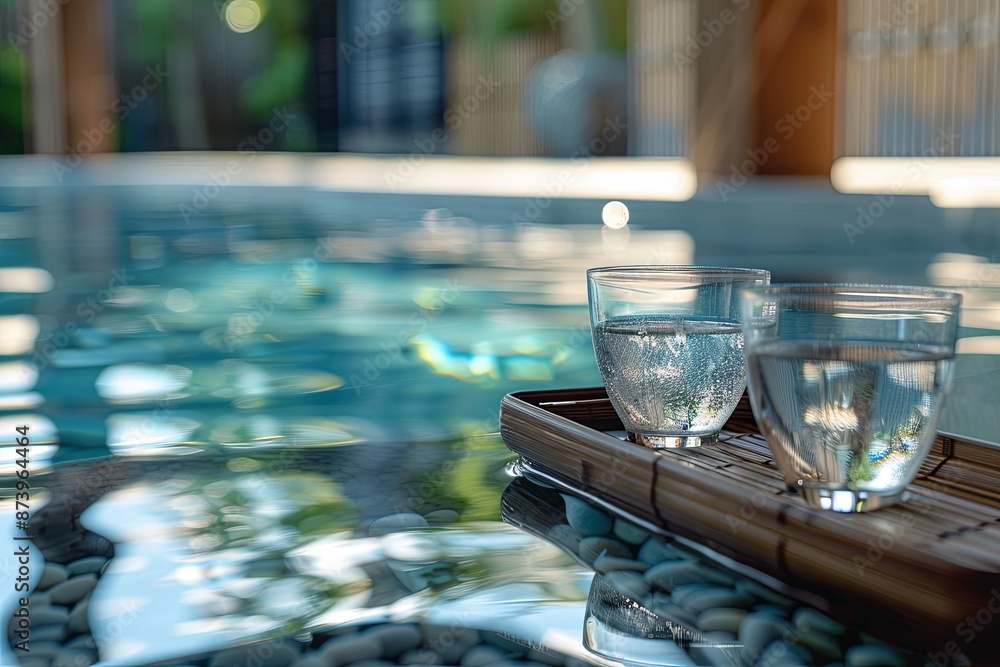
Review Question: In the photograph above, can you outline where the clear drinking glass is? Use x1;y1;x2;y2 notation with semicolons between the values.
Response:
588;266;770;448
740;284;961;512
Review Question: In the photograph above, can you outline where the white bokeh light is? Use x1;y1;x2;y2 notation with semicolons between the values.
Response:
601;201;629;229
223;0;262;33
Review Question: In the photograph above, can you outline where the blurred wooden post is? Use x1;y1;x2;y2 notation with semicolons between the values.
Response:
61;0;115;155
25;0;114;155
752;0;838;175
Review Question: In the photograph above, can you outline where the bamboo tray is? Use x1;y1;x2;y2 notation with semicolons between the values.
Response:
499;387;1000;663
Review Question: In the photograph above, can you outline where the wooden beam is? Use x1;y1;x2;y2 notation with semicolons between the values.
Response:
752;0;838;175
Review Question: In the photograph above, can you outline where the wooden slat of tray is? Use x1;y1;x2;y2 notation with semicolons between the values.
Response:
500;387;1000;663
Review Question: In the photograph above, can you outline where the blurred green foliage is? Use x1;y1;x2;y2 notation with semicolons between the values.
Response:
0;43;25;154
0;0;25;154
127;0;172;65
240;0;313;148
439;0;626;52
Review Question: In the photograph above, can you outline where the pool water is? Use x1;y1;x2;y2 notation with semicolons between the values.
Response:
1;181;997;666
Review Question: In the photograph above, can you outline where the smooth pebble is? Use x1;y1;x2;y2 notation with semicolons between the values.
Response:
612;518;650;545
31;624;68;642
643;560;705;592
694;564;736;587
562;495;612;536
754;604;792;618
739;612;791;662
461;645;510;666
398;648;442;664
17;658;51;667
593;554;649;574
365;623;422;658
636;537;684;564
47;574;98;606
697;607;748;635
67;635;97;649
426;625;481;663
320;633;383;664
601;571;651;600
30;591;51;606
29;605;70;626
736;579;796;609
755;639;812;666
37;564;69;591
793;608;846;636
844;645;907;667
368;513;429;536
66;556;108;577
23;641;62;659
682;588;756;614
67;599;90;635
578;536;631;562
793;627;844;663
53;647;97;667
671;584;729;606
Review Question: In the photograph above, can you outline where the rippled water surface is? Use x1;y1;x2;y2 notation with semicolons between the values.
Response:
1;182;998;666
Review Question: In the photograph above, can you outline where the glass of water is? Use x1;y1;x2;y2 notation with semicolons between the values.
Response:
588;266;770;448
740;284;961;512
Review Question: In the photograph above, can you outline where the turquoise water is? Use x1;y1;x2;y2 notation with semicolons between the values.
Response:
0;182;996;666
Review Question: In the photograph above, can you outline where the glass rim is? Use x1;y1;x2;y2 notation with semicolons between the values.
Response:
588;265;770;282
740;283;962;310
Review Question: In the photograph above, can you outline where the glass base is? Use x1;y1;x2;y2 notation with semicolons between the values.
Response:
796;486;908;513
584;573;703;663
630;432;718;448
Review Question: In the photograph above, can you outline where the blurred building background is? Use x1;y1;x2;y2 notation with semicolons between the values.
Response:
843;0;999;158
0;0;997;172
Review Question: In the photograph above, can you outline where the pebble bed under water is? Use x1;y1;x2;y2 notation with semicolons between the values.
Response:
503;475;918;667
5;449;947;667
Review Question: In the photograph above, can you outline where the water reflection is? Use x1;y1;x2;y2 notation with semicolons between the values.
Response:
9;439;623;667
501;474;924;667
2;184;999;665
82;468;358;664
